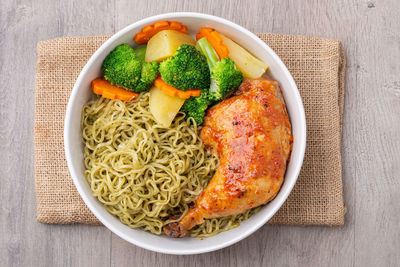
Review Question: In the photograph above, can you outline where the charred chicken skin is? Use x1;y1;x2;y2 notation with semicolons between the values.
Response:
164;78;293;237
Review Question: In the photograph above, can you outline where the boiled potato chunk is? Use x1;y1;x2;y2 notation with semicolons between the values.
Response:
219;33;268;79
149;86;185;128
145;30;196;62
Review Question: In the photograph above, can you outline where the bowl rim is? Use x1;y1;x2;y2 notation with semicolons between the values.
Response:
64;12;306;255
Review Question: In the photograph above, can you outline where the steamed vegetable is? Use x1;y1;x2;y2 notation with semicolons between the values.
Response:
91;78;139;100
102;44;159;92
135;61;160;92
134;21;188;45
149;86;185;128
145;30;196;62
196;27;229;59
197;37;242;101
219;33;268;78
159;44;210;91
135;45;147;62
96;22;270;128
154;77;202;99
181;90;210;125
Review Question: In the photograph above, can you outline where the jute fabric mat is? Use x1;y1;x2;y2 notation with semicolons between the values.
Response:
34;34;346;226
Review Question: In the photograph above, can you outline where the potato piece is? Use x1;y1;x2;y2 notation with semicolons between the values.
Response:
219;33;268;79
149;86;185;128
145;30;196;62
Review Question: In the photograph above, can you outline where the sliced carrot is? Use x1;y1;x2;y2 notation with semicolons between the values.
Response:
176;89;201;99
154;77;201;99
91;78;139;101
196;27;229;59
134;20;188;44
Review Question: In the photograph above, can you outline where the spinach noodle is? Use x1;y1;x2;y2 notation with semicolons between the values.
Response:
81;92;259;237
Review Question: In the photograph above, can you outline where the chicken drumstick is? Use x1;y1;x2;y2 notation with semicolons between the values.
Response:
164;78;293;237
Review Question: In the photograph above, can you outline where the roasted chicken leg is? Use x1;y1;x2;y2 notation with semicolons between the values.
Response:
164;78;293;237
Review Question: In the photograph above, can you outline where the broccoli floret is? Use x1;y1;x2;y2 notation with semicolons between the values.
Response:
135;45;147;63
181;90;210;125
102;44;141;89
159;45;210;91
135;61;159;92
197;38;243;101
209;58;243;100
102;44;158;93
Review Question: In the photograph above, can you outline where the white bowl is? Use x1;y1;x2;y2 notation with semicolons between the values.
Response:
64;12;306;255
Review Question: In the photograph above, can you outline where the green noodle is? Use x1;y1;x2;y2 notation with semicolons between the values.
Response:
81;92;259;237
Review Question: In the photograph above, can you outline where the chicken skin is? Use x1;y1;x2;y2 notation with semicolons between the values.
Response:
164;78;293;237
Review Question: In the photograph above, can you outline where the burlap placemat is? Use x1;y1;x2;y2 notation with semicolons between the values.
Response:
34;33;346;226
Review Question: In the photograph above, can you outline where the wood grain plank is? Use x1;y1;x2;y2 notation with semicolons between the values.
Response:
354;0;400;266
0;0;115;266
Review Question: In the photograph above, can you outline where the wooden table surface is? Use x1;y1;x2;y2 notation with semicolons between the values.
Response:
1;0;399;266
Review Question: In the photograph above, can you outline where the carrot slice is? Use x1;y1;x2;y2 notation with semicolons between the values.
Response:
196;27;229;59
134;20;188;44
154;77;201;99
91;78;139;101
